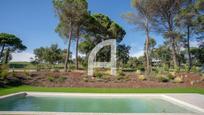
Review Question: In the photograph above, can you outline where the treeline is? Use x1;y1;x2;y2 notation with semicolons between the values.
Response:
52;0;130;72
122;0;204;75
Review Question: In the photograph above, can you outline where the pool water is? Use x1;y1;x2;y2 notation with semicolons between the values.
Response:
0;95;194;113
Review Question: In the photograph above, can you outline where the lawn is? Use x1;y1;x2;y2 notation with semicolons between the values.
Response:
0;86;204;96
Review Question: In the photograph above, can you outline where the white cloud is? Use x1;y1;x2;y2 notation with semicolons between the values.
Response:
190;41;199;48
130;50;144;58
11;52;35;62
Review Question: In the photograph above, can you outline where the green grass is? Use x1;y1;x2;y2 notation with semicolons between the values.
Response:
0;86;204;96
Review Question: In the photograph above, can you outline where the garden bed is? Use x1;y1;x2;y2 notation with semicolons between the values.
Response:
2;71;203;88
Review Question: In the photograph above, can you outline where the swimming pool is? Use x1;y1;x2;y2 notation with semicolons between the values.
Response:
0;92;203;114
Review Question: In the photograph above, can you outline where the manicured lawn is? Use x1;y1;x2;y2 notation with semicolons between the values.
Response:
0;86;204;96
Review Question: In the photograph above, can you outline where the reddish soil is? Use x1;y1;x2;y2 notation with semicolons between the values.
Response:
14;71;204;88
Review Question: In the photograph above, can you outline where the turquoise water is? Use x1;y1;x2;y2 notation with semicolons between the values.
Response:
0;96;194;113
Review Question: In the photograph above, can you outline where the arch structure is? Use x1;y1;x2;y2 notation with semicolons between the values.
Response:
88;39;116;76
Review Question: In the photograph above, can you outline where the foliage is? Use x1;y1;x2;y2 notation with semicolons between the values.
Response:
48;76;55;82
156;74;169;82
48;75;67;83
173;77;184;83
122;0;155;74
0;33;27;63
94;71;103;79
117;69;125;76
138;75;146;81
191;66;200;73
117;44;130;68
53;0;88;72
167;73;175;80
79;13;126;63
0;64;9;79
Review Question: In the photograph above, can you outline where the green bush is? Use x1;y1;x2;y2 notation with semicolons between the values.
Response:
117;70;125;76
116;76;124;80
174;66;180;73
167;73;175;80
23;69;30;77
192;66;200;73
47;76;54;82
162;64;169;72
58;77;67;82
94;72;103;78
184;64;189;72
157;75;169;82
136;70;142;75
0;70;9;79
0;65;9;79
53;68;60;72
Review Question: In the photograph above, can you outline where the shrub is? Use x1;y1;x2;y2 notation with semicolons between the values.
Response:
192;66;200;73
167;73;175;80
169;72;176;76
138;75;146;81
117;70;125;76
83;77;89;82
0;69;9;79
162;64;169;72
136;70;142;75
174;66;180;73
173;76;184;83
12;71;17;77
58;77;67;82
47;76;54;82
53;68;60;72
157;75;169;82
103;76;111;81
116;76;124;80
94;72;103;78
184;64;189;72
23;67;30;77
0;65;9;79
124;76;131;81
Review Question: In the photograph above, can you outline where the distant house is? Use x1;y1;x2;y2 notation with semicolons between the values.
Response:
152;59;161;66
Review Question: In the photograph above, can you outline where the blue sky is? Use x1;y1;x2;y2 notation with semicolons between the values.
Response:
0;0;164;61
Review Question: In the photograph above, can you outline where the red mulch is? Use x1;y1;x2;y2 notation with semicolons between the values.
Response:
15;71;204;88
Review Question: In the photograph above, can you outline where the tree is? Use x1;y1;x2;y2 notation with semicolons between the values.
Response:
117;44;131;68
79;14;126;62
122;0;155;74
73;0;88;70
126;57;140;69
190;47;204;66
34;44;64;65
151;0;182;68
53;0;87;72
0;33;27;63
195;0;204;46
175;0;198;70
153;44;172;67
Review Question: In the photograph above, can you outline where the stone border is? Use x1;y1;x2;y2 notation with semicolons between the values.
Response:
0;92;204;115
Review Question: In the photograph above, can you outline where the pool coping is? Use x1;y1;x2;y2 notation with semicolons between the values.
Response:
0;92;204;115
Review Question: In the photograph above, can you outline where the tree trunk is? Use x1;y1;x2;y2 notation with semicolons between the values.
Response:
145;32;151;75
0;43;5;59
64;25;73;72
171;37;179;68
187;26;192;71
3;48;10;64
76;26;80;70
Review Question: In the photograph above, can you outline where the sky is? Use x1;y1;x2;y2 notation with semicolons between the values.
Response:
0;0;164;62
